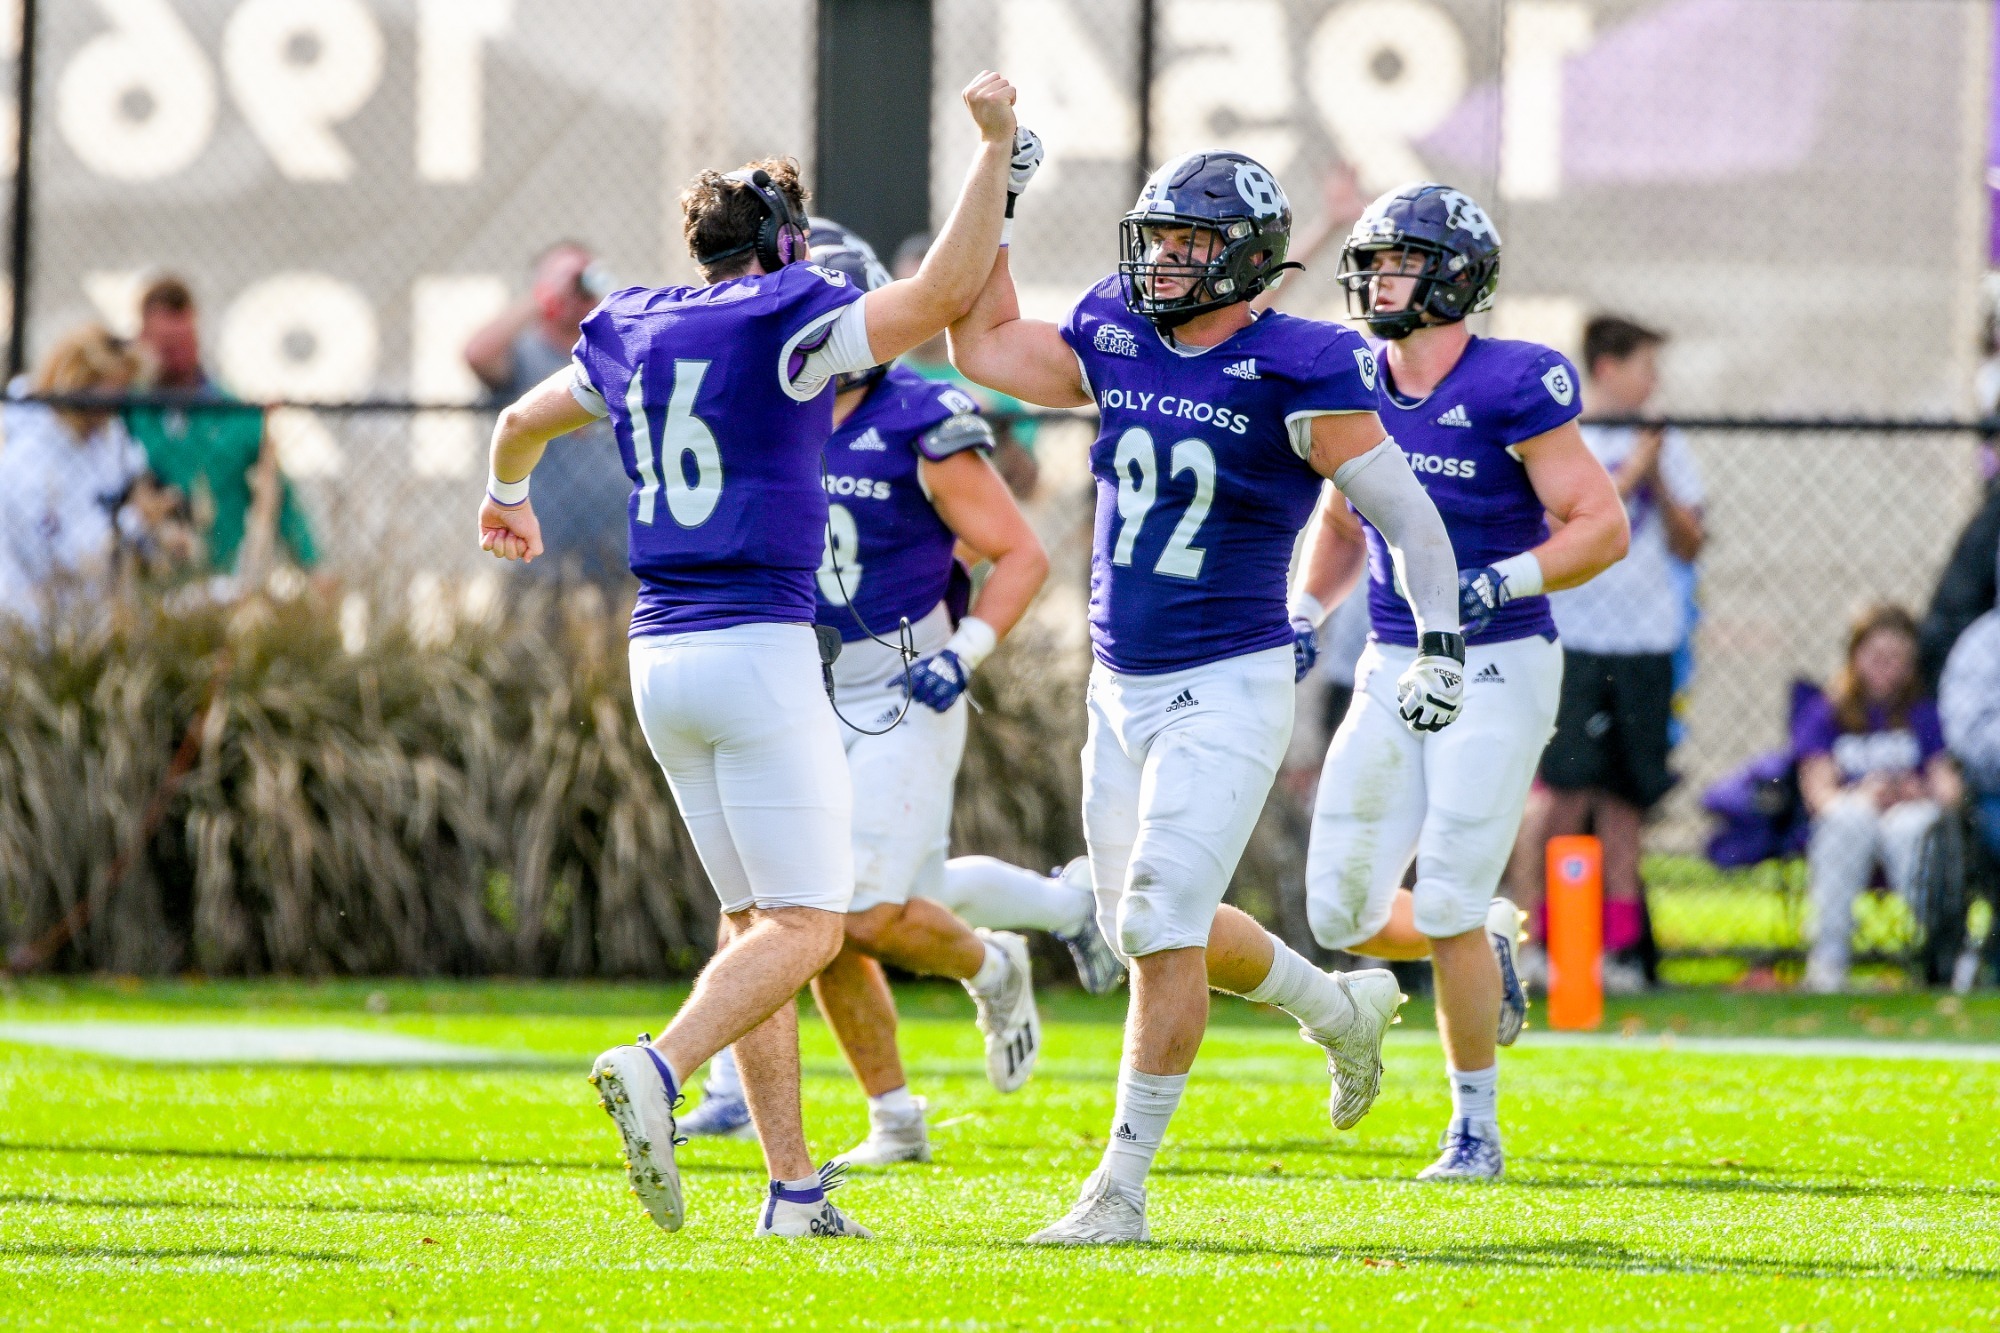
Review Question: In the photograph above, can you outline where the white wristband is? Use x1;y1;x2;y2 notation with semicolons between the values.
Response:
944;616;998;672
1000;217;1014;249
1287;590;1327;628
487;472;530;507
1494;551;1544;599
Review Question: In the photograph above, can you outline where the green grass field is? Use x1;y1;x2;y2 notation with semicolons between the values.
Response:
3;978;1998;1331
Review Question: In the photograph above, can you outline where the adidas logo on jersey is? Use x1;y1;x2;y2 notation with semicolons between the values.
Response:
1474;662;1506;684
1094;323;1141;358
1165;688;1199;713
1222;358;1259;380
1436;404;1473;428
849;427;887;451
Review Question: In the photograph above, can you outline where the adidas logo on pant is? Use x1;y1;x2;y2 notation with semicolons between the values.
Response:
1165;689;1198;712
1114;1121;1139;1142
1474;662;1506;684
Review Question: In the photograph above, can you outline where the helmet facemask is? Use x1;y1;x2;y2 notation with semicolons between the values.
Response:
1118;213;1288;330
1337;238;1498;340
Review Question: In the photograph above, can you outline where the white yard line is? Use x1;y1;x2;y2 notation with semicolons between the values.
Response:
0;1021;517;1065
1509;1030;2000;1063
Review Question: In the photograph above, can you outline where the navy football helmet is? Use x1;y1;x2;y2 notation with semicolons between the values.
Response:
1119;150;1296;329
1336;182;1502;340
806;217;892;391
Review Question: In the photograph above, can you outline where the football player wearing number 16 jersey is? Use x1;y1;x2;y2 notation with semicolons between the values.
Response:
952;149;1467;1244
476;71;1025;1241
1295;182;1629;1182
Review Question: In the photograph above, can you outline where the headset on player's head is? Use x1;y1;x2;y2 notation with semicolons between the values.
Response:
696;168;810;274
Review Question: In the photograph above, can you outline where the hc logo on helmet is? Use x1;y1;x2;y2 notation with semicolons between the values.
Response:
1233;162;1284;218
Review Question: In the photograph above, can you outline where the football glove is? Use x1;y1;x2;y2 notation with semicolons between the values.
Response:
1396;632;1466;734
1458;566;1511;637
1009;126;1044;200
1291;616;1319;683
902;649;971;713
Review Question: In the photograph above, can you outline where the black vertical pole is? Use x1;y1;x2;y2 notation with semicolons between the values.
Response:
7;0;36;382
1134;0;1156;196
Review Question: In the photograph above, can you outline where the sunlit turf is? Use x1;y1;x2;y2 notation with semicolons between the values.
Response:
2;979;1997;1330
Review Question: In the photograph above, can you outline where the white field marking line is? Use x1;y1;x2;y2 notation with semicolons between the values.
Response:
1509;1030;2000;1063
0;1021;520;1065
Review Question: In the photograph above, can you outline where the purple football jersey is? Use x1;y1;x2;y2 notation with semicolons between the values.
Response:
816;363;991;642
570;264;864;638
1360;336;1581;647
1062;276;1377;674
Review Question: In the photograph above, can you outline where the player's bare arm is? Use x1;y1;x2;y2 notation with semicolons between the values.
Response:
477;367;600;563
857;72;1018;363
921;451;1049;639
948;248;1093;409
1515;419;1630;591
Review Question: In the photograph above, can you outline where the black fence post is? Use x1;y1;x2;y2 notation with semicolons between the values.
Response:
816;0;934;260
1135;0;1156;196
7;0;34;382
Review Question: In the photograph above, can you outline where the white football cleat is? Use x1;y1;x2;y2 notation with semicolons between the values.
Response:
1026;1169;1149;1245
755;1161;874;1239
966;929;1040;1093
1416;1117;1505;1181
1486;896;1530;1046
1301;968;1406;1131
833;1097;932;1168
1050;858;1125;995
588;1037;686;1232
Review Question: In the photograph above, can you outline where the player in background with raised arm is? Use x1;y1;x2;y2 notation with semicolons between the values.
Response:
951;150;1466;1244
681;211;1122;1166
1295;183;1628;1181
475;72;1022;1241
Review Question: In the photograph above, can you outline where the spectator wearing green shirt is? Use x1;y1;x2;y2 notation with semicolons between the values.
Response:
124;276;319;576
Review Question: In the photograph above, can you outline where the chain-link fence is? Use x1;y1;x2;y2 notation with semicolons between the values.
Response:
3;0;1998;980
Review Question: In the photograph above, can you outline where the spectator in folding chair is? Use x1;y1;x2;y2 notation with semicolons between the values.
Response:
1797;604;1961;992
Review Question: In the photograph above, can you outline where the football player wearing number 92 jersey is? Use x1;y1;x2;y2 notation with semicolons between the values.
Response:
1298;183;1629;1182
475;71;1025;1243
951;148;1468;1245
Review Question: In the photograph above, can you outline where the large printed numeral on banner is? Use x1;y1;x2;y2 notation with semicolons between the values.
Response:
57;0;218;180
1305;0;1467;192
57;0;510;183
223;0;384;180
216;272;379;477
818;504;862;606
416;0;513;181
999;0;1134;178
1154;1;1295;175
630;360;724;529
1499;1;1592;200
1111;427;1216;580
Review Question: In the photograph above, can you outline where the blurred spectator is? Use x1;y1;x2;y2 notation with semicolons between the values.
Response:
0;326;187;626
1797;604;1960;993
464;241;631;590
124;275;319;581
1940;593;2000;859
891;231;1039;497
1917;475;2000;691
1540;316;1705;991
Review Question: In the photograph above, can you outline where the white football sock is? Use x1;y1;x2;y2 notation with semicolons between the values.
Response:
1099;1064;1187;1201
704;1045;742;1099
934;855;1093;934
1448;1063;1499;1125
967;940;1009;997
868;1084;917;1122
1241;933;1356;1036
